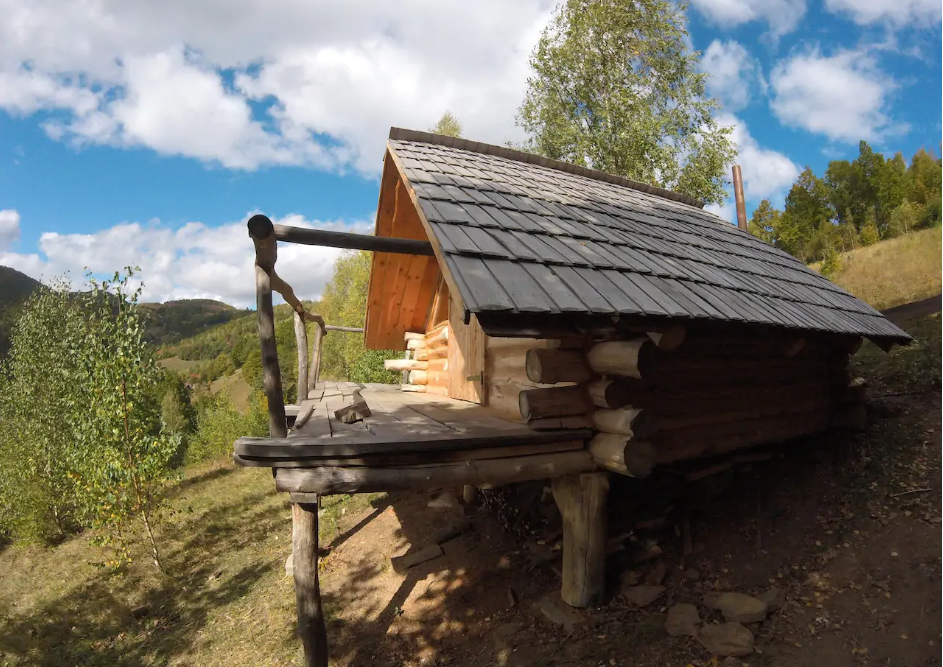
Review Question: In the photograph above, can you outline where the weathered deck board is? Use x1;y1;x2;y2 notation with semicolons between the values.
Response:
235;382;590;460
235;439;584;468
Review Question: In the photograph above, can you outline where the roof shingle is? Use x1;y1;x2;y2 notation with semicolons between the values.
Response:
387;129;911;344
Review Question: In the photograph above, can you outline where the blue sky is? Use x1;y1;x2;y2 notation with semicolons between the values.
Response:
0;0;939;305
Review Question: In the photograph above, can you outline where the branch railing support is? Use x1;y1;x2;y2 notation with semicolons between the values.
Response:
247;212;424;666
248;213;329;667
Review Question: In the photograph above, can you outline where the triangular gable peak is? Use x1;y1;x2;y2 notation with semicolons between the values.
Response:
364;128;911;350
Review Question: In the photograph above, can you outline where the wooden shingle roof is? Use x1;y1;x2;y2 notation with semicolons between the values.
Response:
384;128;911;345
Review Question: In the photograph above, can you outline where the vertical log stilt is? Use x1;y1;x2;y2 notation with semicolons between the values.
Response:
552;472;609;608
462;485;478;505
293;501;329;667
294;311;309;405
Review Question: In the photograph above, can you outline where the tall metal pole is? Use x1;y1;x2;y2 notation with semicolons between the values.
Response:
732;165;748;231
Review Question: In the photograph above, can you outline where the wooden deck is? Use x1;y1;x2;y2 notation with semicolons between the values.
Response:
233;382;595;495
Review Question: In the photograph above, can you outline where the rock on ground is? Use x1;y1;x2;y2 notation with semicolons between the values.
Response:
698;622;754;657
665;603;701;637
704;591;768;623
533;593;583;633
621;584;665;608
757;586;785;612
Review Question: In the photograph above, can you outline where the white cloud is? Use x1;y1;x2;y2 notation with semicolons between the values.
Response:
0;213;372;306
689;0;807;37
0;210;21;250
704;202;735;224
824;0;941;27
701;40;766;111
720;114;800;203
0;0;554;173
770;48;905;143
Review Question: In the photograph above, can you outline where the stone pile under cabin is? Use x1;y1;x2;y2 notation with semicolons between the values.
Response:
234;128;910;666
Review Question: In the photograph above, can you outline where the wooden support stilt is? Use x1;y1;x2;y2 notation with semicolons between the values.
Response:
552;472;609;608
292;501;329;667
462;485;479;505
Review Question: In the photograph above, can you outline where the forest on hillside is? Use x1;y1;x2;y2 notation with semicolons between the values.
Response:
747;142;941;267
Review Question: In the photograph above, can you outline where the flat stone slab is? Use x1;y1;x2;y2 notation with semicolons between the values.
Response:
622;584;665;608
757;586;785;612
665;603;701;637
533;593;583;633
704;591;768;623
699;622;754;657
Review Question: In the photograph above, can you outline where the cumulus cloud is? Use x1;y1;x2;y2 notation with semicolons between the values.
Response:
770;48;905;143
0;0;554;173
824;0;941;27
689;0;807;37
0;213;372;306
701;40;766;111
0;210;21;250
721;115;800;203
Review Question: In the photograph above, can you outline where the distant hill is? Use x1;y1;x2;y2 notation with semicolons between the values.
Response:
138;299;250;345
0;265;250;355
158;302;302;362
0;266;43;355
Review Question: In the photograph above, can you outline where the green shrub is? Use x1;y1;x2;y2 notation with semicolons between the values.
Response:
859;219;880;246
887;201;925;237
187;389;268;464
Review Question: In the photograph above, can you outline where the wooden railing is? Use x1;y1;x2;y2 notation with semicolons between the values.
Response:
247;214;404;431
247;213;436;667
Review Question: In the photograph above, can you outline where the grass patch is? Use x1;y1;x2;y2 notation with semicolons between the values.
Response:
209;371;253;414
851;313;942;393
159;356;201;373
810;227;942;310
0;458;385;666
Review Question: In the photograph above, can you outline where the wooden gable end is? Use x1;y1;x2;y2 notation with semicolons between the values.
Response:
364;152;442;350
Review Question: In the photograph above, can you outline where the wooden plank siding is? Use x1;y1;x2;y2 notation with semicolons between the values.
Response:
364;153;442;350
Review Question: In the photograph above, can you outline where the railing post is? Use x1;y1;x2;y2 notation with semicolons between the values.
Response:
294;311;309;404
248;215;287;438
248;214;327;667
308;324;323;396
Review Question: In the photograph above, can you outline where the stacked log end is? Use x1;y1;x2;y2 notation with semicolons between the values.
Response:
519;327;866;478
389;326;450;396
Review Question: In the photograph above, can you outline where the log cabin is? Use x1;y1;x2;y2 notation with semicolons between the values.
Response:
233;128;911;666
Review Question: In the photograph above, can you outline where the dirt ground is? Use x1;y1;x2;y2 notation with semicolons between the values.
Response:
316;386;940;667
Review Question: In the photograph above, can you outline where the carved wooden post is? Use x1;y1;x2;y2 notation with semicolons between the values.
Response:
294;311;309;404
248;214;286;438
293;501;329;667
553;472;609;608
249;214;327;666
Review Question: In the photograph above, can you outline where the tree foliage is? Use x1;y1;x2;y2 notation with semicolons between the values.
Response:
517;0;735;204
318;251;401;384
69;270;181;571
748;143;942;262
0;280;86;543
0;271;181;571
187;389;268;464
430;111;463;138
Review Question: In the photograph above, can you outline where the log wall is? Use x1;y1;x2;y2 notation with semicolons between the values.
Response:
387;322;451;396
484;337;565;421
516;330;867;475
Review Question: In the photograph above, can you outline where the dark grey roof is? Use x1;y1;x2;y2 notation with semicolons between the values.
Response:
387;128;911;344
